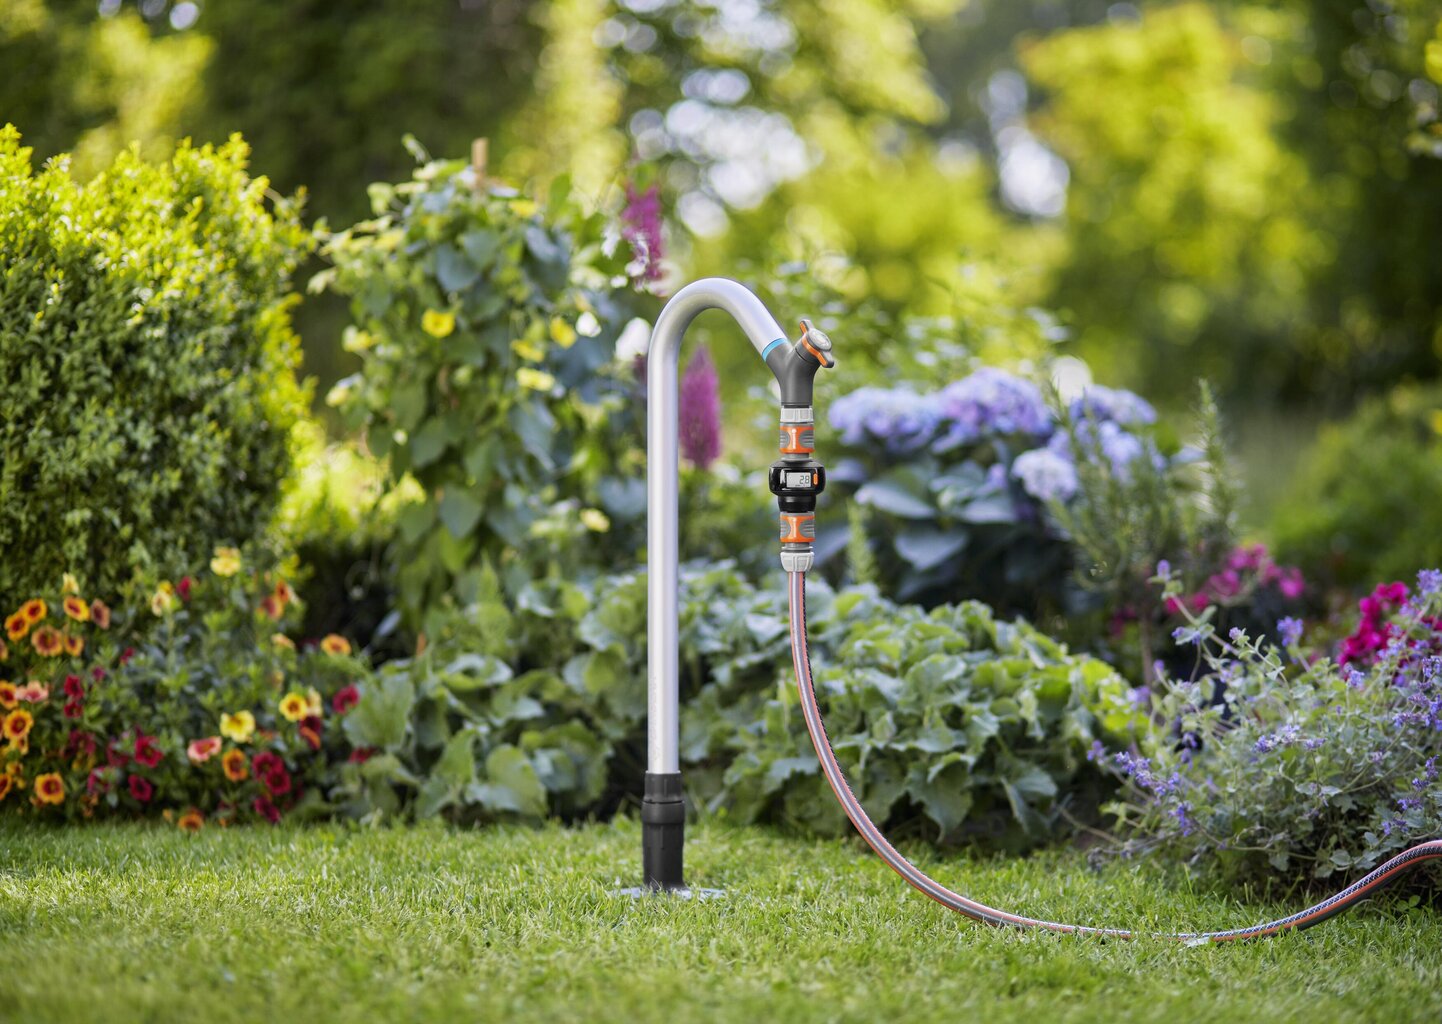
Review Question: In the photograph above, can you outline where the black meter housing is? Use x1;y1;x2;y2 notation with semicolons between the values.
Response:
768;460;826;513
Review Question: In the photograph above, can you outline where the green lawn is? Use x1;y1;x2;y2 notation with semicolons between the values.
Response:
1;819;1439;1023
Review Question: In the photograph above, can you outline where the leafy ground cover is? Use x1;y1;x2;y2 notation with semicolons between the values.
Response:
1;819;1438;1023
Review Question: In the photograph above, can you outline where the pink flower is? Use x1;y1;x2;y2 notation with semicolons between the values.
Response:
63;674;84;699
187;736;222;764
177;576;193;602
621;182;664;283
128;774;153;803
63;700;83;719
678;346;722;470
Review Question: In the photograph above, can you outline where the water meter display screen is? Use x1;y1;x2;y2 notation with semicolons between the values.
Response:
785;471;813;488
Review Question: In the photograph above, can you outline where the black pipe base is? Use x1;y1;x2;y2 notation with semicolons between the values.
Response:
641;771;685;891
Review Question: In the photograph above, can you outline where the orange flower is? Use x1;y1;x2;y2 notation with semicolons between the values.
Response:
62;597;89;623
320;634;352;657
221;748;249;782
20;599;46;624
177;808;204;832
62;633;83;657
31;626;61;657
4;708;34;744
33;772;64;805
4;613;27;642
274;579;294;605
0;682;15;709
0;638;7;662
0;774;11;802
271;633;295;651
187;736;223;764
89;600;111;630
259;595;283;621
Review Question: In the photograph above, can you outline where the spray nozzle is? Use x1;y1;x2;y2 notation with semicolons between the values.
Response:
764;318;836;407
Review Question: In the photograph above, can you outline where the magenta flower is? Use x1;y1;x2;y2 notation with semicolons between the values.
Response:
622;182;664;283
678;346;722;470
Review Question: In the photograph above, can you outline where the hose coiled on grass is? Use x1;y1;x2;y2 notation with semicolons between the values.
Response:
787;570;1442;941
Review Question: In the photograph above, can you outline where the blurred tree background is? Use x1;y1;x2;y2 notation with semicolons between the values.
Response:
5;0;1441;524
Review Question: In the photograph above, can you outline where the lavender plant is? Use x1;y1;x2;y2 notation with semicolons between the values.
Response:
1096;566;1442;886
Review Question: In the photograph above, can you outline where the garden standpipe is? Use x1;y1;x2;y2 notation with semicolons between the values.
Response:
642;278;1442;939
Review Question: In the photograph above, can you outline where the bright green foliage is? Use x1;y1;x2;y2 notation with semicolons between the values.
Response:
344;563;1122;848
1022;4;1325;406
5;822;1442;1024
317;148;638;631
1271;383;1442;587
0;128;309;601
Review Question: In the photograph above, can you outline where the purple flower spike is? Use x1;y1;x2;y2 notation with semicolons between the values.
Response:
622;182;665;283
679;345;722;470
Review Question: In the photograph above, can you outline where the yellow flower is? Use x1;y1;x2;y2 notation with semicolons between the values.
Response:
21;599;46;624
210;547;242;578
63;633;83;657
4;613;26;642
62;573;80;595
150;583;177;617
421;309;456;338
549;317;577;349
31;626;62;657
516;368;555;392
580;508;611;533
4;708;34;745
320;634;352;657
62;596;89;622
278;692;309;722
34;772;64;805
0;682;15;709
219;710;256;744
271;633;296;651
305;688;324;717
511;337;545;361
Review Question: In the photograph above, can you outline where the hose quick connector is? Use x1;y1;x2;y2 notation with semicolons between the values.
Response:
770;406;826;573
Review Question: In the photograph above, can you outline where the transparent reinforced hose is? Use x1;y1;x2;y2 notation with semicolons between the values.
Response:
787;571;1442;941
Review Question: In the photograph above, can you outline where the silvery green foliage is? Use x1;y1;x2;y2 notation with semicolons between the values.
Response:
1098;567;1442;885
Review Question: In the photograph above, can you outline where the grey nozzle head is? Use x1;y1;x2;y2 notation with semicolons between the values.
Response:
765;318;835;407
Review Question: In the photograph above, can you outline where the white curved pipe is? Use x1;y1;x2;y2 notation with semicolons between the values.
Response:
646;279;786;773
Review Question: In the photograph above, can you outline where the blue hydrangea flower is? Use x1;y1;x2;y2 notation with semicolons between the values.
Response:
932;368;1052;451
1010;448;1079;503
828;386;941;453
1069;384;1157;427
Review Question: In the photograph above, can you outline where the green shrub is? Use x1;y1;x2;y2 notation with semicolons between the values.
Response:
1271;383;1442;589
0;127;310;601
317;143;643;633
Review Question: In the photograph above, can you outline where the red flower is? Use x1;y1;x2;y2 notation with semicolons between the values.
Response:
177;576;193;602
134;732;164;768
63;674;84;699
251;751;283;777
86;768;108;795
128;774;153;803
119;647;136;666
63;700;83;719
298;715;323;751
66;730;97;758
106;740;129;768
252;795;281;824
261;765;292;796
91;666;106;681
348;747;375;764
332;685;360;715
